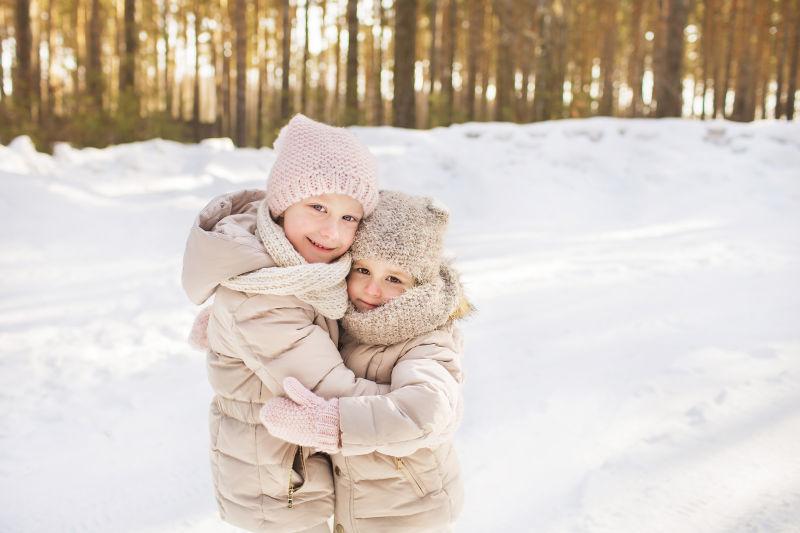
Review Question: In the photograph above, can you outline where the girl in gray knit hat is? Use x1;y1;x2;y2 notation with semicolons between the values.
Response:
262;190;472;533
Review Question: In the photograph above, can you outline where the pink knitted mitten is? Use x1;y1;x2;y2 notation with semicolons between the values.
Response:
188;306;211;351
260;377;340;454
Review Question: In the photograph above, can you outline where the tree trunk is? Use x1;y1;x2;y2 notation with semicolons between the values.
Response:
87;0;103;111
41;0;54;122
316;0;329;122
786;0;800;120
393;0;417;127
774;0;790;118
30;0;40;123
521;0;540;122
162;1;172;115
193;0;201;140
494;0;515;122
334;5;342;122
719;0;738;117
710;0;722;117
281;0;292;120
534;0;562;121
629;0;644;117
466;0;484;121
553;1;568;118
302;0;311;114
731;0;757;121
71;0;81;114
441;0;457;124
212;20;222;135
428;0;439;126
222;8;232;137
14;0;32;119
120;0;137;102
599;0;617;116
182;8;191;120
344;0;359;125
373;0;385;125
656;0;688;117
479;2;492;120
234;0;247;145
651;0;667;112
257;0;268;146
760;7;774;120
749;1;769;120
0;12;6;104
700;0;713;118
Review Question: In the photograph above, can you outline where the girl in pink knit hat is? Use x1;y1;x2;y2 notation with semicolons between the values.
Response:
261;191;472;533
182;114;388;533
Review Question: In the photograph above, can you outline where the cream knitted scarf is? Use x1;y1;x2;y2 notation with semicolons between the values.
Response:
341;263;464;345
220;199;351;319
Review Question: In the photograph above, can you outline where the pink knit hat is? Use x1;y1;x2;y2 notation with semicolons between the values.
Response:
266;113;380;217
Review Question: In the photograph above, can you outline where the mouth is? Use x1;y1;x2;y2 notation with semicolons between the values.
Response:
307;237;336;252
357;299;380;310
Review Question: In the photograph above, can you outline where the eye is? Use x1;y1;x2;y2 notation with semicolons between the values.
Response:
355;267;370;275
310;204;326;213
342;215;360;223
387;276;402;284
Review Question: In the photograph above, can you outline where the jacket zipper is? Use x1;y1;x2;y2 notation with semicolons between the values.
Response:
287;445;307;508
394;456;426;497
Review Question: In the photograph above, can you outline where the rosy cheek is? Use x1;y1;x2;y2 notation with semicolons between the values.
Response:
342;232;356;249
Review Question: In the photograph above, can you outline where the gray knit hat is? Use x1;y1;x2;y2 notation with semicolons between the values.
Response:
350;190;449;283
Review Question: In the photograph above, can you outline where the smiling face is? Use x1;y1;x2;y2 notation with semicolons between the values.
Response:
280;194;364;263
346;257;415;312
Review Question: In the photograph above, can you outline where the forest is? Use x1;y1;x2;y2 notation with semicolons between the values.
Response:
1;0;798;150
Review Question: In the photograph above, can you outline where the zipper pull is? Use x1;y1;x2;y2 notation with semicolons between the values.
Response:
394;457;403;470
287;467;295;509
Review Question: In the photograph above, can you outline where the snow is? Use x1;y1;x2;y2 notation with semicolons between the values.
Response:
1;118;799;532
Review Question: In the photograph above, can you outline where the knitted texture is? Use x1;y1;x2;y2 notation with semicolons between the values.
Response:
266;113;380;217
221;199;351;319
342;262;464;345
260;377;340;454
351;190;449;284
188;305;211;350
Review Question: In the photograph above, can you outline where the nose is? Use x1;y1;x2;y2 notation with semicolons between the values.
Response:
319;219;340;242
364;279;381;298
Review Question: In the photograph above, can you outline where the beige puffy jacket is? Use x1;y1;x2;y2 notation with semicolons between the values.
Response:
330;323;465;533
182;189;385;533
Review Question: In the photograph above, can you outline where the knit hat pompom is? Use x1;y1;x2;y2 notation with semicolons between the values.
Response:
351;190;450;284
266;113;380;218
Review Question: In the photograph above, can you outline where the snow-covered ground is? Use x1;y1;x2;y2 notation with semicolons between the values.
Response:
1;118;798;533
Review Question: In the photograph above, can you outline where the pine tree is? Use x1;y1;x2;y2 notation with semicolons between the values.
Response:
393;0;417;127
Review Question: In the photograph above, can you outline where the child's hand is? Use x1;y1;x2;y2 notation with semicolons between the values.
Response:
260;377;340;454
188;306;211;351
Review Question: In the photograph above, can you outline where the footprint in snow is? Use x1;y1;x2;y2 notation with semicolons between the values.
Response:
685;406;707;426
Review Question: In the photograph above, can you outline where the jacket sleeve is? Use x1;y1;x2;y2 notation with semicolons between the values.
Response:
215;290;386;399
337;340;463;457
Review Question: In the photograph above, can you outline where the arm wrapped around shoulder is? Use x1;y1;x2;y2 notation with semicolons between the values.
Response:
337;341;463;457
217;290;383;398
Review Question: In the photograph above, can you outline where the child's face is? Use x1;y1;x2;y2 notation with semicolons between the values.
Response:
281;194;364;263
347;258;415;312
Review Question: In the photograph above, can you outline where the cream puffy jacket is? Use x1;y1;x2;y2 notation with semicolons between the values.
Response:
331;323;465;533
182;189;384;533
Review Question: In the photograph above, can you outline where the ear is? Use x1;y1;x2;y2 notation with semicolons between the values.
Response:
426;197;450;226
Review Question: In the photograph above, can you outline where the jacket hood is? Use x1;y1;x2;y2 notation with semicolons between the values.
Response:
182;189;275;305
